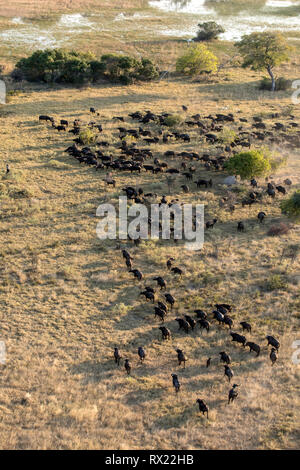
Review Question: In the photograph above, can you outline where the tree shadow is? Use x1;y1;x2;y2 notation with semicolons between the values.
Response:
197;80;295;102
124;386;165;405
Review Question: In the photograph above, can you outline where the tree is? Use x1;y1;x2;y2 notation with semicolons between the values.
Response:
15;49;95;83
89;54;158;84
176;44;218;77
280;190;300;219
235;32;291;91
195;21;225;41
224;150;271;180
14;49;159;85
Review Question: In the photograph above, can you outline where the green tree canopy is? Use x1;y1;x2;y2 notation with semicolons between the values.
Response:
14;49;159;85
15;49;95;83
195;21;225;41
176;44;218;77
224;149;271;180
235;32;291;91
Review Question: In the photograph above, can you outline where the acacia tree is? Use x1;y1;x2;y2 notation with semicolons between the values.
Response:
235;32;291;91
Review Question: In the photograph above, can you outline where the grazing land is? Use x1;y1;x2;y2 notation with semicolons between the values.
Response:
0;0;299;451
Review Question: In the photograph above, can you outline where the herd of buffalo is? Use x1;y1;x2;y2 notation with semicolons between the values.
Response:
38;104;298;418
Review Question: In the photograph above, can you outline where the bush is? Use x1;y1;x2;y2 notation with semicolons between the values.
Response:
78;128;98;145
91;54;159;84
280;190;300;219
137;58;160;82
163;114;182;127
194;21;225;41
14;49;159;85
267;223;291;236
176;44;218;77
259;76;292;91
224;149;271;180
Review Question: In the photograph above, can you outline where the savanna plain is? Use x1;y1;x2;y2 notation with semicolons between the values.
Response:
0;0;299;450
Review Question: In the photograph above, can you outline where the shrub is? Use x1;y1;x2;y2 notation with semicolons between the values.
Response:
267;223;291;236
163;114;182;127
176;44;218;77
136;58;160;82
78;128;98;145
280;190;300;219
259;76;292;91
224;149;271;180
92;54;159;84
194;21;225;41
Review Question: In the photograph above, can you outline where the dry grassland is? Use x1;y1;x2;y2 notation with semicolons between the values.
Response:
0;38;299;450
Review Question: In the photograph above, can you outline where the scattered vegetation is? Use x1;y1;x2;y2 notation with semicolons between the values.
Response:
0;0;299;452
